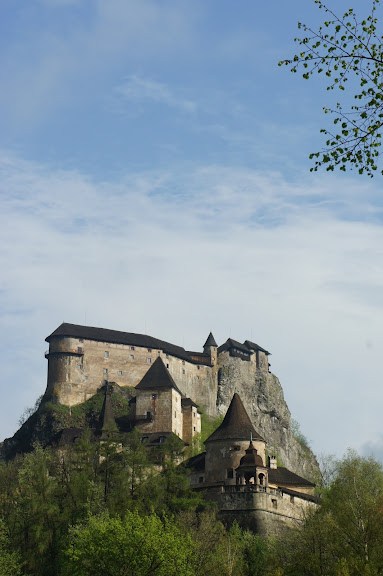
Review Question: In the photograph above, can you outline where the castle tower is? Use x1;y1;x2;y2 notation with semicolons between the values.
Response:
203;332;218;367
135;357;183;438
99;382;118;438
204;393;266;485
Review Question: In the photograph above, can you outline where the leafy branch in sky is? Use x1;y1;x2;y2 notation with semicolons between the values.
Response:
280;0;383;176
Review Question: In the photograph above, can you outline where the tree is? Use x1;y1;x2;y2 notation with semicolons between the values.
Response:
273;451;383;576
280;0;383;176
66;511;194;576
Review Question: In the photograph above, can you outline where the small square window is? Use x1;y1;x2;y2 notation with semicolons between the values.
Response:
197;365;200;370
272;499;277;509
199;476;204;483
227;468;234;479
103;368;108;374
147;358;151;364
118;370;123;376
197;376;199;380
84;376;88;381
104;351;109;358
148;348;152;353
77;347;83;354
77;364;82;369
131;346;135;351
130;355;134;360
182;369;185;374
158;351;161;355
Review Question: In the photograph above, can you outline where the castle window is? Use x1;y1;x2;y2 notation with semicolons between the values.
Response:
79;339;84;343
152;394;157;400
182;369;185;374
148;348;152;353
159;436;166;444
166;364;169;368
84;376;88;380
197;376;199;380
77;347;83;354
182;360;185;365
147;411;151;419
174;411;176;418
147;358;151;364
227;468;234;479
272;499;277;509
197;365;200;370
199;476;204;483
104;351;109;358
118;370;123;376
131;346;135;351
290;495;295;504
130;355;134;360
193;426;196;431
77;364;82;370
141;437;149;444
103;368;108;374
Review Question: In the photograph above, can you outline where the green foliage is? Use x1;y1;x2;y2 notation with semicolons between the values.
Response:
0;519;23;576
66;511;194;576
291;418;311;452
280;0;383;176
274;450;383;576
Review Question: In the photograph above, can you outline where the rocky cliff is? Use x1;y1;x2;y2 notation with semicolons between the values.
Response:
216;354;318;480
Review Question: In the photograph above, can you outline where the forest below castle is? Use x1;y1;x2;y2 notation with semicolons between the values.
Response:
0;427;383;576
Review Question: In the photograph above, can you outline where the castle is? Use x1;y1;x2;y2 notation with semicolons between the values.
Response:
44;322;318;536
45;323;270;434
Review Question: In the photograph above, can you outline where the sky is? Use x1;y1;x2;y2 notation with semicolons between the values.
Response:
1;0;383;463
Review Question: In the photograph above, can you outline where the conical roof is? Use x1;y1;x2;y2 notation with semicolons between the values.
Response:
99;383;118;435
205;393;265;443
136;357;182;394
203;332;217;348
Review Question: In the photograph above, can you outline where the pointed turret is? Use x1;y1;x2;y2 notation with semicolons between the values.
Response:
99;382;118;437
203;332;218;366
136;356;182;394
203;332;217;351
205;393;264;443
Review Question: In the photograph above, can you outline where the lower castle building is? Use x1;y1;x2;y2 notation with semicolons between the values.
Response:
186;393;318;536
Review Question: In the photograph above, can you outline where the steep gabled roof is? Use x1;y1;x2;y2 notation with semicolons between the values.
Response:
99;384;117;435
205;393;265;443
218;338;252;355
244;340;271;356
203;332;217;348
268;467;315;487
46;323;193;362
135;357;182;394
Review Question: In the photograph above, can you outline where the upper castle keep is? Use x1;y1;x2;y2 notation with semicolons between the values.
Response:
45;322;271;427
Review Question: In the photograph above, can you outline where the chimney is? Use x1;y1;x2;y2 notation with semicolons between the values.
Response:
268;455;277;469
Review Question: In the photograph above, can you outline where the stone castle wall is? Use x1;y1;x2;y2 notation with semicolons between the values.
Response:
216;489;317;537
46;335;217;415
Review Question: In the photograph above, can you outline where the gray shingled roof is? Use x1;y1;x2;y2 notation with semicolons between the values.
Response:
46;323;194;362
243;340;271;356
135;357;182;394
205;393;265;443
203;332;217;348
268;467;315;487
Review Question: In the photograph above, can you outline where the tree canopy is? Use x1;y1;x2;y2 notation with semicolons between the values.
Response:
280;0;383;176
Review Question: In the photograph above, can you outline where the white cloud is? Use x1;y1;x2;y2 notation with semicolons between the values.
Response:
117;76;196;113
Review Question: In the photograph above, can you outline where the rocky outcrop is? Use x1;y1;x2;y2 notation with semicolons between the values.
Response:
216;353;318;480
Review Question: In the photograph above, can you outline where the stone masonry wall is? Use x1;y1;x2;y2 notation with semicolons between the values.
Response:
46;336;217;415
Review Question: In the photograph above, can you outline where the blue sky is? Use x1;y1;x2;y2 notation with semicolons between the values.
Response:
1;0;383;463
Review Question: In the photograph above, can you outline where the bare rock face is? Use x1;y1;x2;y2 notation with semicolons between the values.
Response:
216;353;318;480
